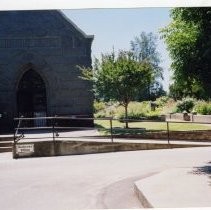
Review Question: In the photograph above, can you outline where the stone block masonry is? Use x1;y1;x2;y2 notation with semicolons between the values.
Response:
0;10;94;131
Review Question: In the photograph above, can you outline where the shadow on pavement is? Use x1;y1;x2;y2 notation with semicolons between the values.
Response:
191;161;211;186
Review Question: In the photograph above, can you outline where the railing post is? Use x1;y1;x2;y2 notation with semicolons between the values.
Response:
13;116;23;158
167;121;170;144
13;118;17;159
13;119;16;144
52;116;57;156
14;116;23;143
191;113;194;122
110;117;113;143
52;117;55;141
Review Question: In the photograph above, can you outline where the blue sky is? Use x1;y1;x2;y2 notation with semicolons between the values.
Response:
63;8;172;91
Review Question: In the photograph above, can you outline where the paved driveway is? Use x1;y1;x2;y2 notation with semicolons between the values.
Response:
0;147;211;209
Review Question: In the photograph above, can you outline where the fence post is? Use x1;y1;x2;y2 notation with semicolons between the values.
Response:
13;117;23;159
52;116;57;156
52;117;55;142
13;119;17;159
110;117;113;143
13;119;16;144
167;121;170;144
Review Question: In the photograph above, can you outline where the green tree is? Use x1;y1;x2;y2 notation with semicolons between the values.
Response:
79;51;153;128
130;32;164;100
160;8;211;99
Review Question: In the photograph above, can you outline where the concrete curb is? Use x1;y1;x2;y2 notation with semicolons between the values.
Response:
133;167;211;208
134;183;153;208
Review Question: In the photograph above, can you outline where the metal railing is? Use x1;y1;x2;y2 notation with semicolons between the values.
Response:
13;116;114;144
13;116;211;145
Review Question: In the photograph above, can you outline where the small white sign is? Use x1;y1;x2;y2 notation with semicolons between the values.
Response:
16;144;34;155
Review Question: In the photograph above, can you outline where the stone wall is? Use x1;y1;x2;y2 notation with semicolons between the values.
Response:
0;10;94;131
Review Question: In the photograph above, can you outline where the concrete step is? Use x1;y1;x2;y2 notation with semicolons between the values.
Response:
0;137;13;153
0;141;13;147
0;147;12;153
0;137;13;142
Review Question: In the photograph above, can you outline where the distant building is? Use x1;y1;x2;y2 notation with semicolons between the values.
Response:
0;10;94;131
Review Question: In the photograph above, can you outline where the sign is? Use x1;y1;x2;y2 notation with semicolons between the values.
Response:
16;144;34;155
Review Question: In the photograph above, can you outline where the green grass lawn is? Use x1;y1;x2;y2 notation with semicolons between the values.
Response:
94;120;211;133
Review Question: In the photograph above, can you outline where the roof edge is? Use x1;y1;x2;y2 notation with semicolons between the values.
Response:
57;10;94;40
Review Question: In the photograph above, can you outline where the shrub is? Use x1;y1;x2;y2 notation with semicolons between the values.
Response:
155;96;169;107
94;111;106;118
93;101;106;113
116;101;149;119
146;110;163;120
194;101;211;115
94;101;120;118
160;98;177;114
118;111;146;120
176;98;196;113
117;101;162;120
94;100;165;120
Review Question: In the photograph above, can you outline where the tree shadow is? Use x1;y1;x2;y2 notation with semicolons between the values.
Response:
94;124;147;135
192;165;211;175
190;162;211;186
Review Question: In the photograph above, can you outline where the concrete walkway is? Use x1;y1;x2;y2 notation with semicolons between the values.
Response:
0;147;211;209
135;166;211;208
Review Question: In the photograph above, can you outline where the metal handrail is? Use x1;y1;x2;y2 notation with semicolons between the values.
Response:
13;115;211;145
14;117;25;143
14;116;113;121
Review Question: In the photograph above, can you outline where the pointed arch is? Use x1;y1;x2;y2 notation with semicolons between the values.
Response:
17;69;47;125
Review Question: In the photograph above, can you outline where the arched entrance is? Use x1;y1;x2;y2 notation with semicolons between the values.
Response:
17;69;47;126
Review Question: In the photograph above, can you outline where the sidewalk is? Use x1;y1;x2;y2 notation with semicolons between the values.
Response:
0;146;211;209
134;166;211;208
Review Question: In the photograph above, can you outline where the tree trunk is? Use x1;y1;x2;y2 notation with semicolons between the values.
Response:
125;104;129;128
148;83;151;100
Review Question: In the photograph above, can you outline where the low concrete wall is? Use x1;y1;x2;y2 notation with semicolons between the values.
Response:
115;130;211;141
193;115;211;123
166;113;185;121
166;113;211;123
13;140;205;159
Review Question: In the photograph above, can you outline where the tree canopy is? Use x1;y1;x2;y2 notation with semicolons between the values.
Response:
79;51;154;128
160;8;211;99
130;32;165;100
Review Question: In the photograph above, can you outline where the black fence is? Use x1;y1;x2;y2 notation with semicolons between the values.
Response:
14;116;113;143
13;116;211;145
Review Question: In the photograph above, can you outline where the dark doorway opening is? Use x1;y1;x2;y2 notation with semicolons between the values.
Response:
17;69;47;126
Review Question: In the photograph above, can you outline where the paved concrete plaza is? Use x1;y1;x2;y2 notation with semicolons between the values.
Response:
0;146;211;209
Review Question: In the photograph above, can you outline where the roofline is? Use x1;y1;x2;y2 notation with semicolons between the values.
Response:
57;10;94;40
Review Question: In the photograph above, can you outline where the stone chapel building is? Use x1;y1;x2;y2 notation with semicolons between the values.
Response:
0;10;94;131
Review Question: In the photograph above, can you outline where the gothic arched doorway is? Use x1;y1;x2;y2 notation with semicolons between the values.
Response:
17;69;47;126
